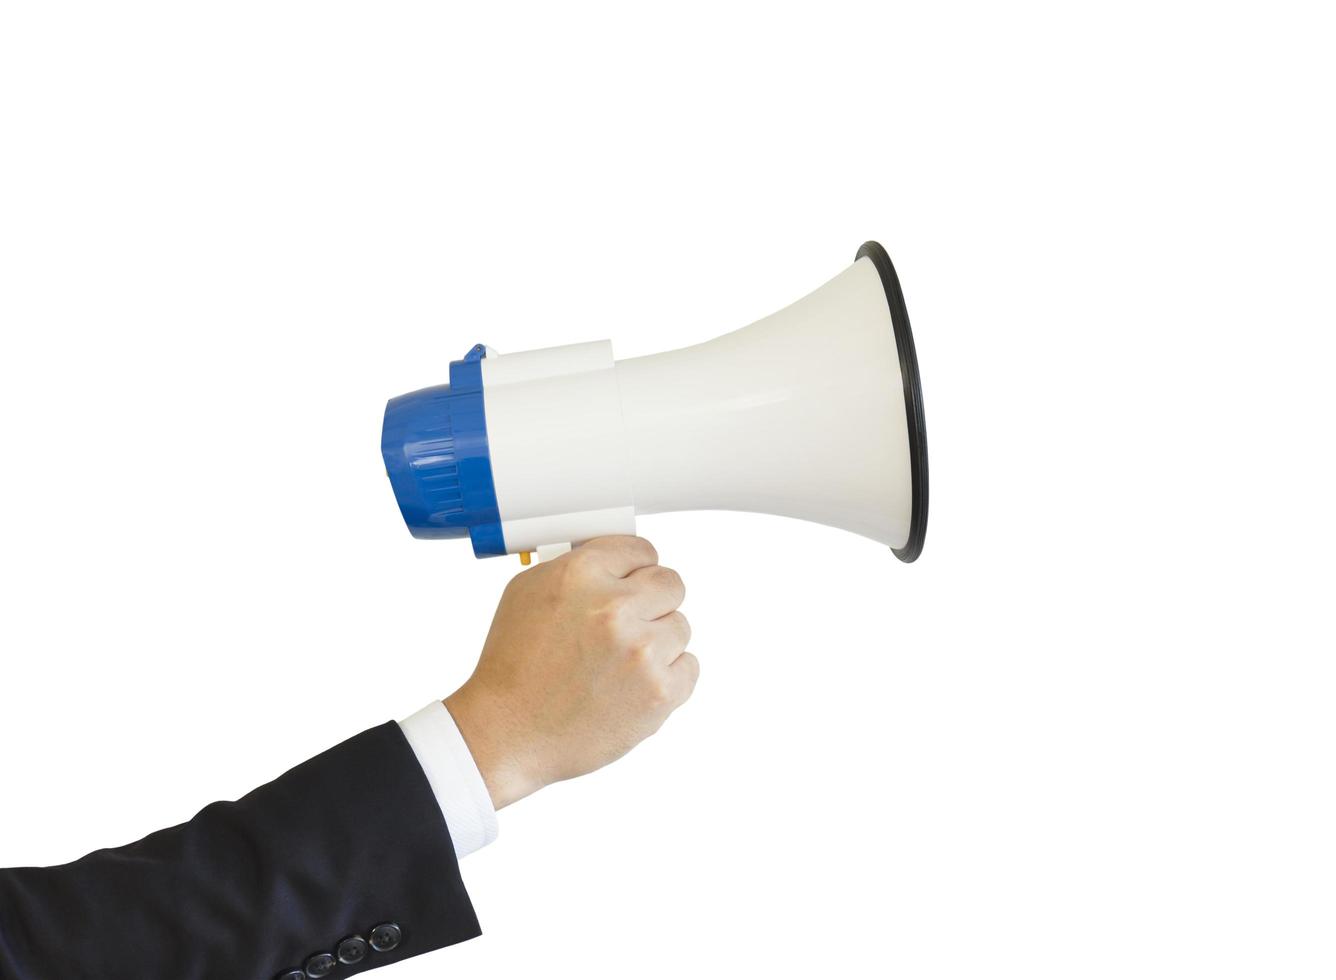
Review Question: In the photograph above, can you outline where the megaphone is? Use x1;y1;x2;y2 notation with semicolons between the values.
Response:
382;241;928;562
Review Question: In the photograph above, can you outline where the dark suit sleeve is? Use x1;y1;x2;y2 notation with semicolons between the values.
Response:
0;721;482;980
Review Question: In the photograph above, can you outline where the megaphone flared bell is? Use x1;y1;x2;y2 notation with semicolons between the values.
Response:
382;241;928;561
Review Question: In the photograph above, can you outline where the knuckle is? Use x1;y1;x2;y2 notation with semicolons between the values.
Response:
647;678;674;705
628;640;656;667
628;535;659;566
543;561;578;597
675;612;692;645
593;603;625;633
562;549;597;577
682;652;701;680
660;566;685;599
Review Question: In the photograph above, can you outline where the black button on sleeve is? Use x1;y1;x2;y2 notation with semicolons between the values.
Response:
369;921;403;952
304;951;337;977
337;934;369;964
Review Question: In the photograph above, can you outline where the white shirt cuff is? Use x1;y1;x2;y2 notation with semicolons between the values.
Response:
398;700;498;859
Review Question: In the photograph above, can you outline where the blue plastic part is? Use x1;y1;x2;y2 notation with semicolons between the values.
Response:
381;344;507;557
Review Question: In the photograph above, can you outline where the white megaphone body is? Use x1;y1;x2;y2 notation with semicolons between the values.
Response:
382;241;928;562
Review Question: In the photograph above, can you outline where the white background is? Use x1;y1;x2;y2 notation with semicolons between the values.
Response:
2;3;1333;978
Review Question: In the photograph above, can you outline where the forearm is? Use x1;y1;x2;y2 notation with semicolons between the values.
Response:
0;722;480;980
0;535;696;979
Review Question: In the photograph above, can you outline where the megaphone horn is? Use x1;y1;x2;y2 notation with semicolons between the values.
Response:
382;241;928;561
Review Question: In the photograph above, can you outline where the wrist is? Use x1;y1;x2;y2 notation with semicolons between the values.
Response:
444;688;545;810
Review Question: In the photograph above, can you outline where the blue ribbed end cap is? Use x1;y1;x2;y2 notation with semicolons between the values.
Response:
381;345;506;555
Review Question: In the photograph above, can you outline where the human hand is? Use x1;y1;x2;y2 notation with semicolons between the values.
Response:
445;536;698;810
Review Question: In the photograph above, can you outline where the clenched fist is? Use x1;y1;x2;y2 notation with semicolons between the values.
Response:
445;536;699;809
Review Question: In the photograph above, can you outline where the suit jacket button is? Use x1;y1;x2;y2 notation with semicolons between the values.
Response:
369;922;403;952
337;935;369;965
277;972;306;980
304;952;337;978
